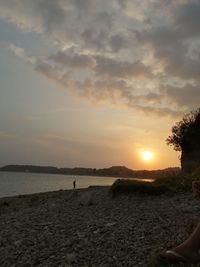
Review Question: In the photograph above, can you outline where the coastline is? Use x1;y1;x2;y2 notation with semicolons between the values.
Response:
0;187;199;266
0;185;109;201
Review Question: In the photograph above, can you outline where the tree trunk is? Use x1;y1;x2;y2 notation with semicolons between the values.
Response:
181;150;200;173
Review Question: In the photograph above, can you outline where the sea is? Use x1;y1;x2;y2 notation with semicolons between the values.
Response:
0;171;154;198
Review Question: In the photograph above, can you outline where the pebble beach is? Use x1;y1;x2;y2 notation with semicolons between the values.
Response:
0;186;200;267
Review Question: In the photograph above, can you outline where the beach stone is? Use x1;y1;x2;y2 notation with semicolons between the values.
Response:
65;239;73;247
77;231;85;238
105;222;116;227
66;253;76;263
66;190;78;201
78;191;95;206
14;240;22;246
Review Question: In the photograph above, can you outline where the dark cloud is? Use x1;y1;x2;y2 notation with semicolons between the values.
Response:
138;26;185;67
109;34;128;52
70;0;94;10
34;0;66;33
94;55;152;79
163;84;200;109
166;56;200;80
117;0;127;9
80;11;113;51
137;4;200;80
39;49;153;79
0;0;66;33
174;1;200;38
48;50;96;69
140;27;200;81
35;60;60;81
81;28;110;51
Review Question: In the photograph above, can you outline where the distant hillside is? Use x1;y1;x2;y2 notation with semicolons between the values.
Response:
0;165;180;179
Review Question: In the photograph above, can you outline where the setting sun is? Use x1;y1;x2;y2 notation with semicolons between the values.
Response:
141;151;154;162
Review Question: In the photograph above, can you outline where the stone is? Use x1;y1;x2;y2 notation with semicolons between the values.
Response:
105;222;116;227
78;191;95;206
66;253;76;263
14;240;22;246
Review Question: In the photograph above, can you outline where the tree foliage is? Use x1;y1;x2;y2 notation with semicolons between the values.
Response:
166;108;200;152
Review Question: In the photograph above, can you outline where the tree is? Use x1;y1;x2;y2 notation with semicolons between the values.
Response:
166;108;200;173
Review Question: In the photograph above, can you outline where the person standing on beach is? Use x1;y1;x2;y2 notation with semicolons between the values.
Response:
73;179;76;189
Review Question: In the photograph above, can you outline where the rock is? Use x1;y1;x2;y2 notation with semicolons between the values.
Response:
77;231;85;238
105;222;116;227
66;190;78;201
78;191;95;206
34;222;52;227
66;253;76;263
67;239;74;246
14;240;22;246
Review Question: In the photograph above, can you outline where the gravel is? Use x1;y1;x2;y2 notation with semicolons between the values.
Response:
0;187;199;267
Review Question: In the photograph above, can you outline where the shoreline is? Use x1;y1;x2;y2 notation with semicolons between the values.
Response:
0;185;110;201
0;172;154;200
0;187;199;266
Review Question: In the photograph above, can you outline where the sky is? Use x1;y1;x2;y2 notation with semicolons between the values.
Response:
0;0;199;170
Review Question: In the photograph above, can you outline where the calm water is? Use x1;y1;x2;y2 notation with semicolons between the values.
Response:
0;172;154;198
0;172;117;198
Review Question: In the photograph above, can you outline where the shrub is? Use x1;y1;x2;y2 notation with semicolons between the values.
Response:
110;179;170;197
156;173;200;193
109;173;200;197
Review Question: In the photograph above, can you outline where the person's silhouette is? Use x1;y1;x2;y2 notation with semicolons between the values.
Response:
73;179;76;189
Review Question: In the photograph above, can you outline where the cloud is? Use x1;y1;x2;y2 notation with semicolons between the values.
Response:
174;1;200;38
40;49;153;79
69;0;94;11
1;0;200;117
0;0;66;33
35;60;61;82
48;50;96;69
132;1;200;96
9;44;36;64
109;33;129;52
163;84;200;109
94;55;152;79
34;56;180;116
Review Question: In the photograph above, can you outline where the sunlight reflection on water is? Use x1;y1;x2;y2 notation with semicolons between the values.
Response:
132;178;155;183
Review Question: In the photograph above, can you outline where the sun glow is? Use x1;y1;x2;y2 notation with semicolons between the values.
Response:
140;151;154;162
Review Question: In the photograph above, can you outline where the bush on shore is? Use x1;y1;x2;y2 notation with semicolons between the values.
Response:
110;179;170;197
110;173;200;197
156;173;200;193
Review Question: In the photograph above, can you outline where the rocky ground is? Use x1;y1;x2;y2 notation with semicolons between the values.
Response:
0;187;200;267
